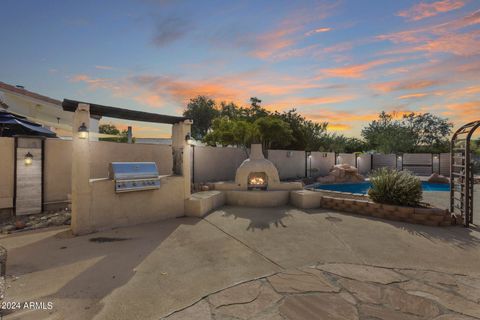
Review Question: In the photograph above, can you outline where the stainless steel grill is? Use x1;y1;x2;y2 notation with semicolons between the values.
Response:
109;162;160;193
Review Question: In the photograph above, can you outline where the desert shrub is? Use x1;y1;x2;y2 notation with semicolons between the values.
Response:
368;168;422;207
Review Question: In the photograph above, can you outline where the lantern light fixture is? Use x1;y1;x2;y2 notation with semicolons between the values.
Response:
78;122;89;139
24;152;33;165
185;133;193;145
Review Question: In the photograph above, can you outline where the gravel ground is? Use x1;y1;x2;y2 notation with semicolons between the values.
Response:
0;210;71;234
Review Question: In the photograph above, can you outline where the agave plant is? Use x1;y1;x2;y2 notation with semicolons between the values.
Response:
368;168;422;207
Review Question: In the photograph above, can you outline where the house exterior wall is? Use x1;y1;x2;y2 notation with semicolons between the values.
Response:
0;87;99;139
0;137;14;210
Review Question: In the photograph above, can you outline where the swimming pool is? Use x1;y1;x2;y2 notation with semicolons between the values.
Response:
311;181;450;194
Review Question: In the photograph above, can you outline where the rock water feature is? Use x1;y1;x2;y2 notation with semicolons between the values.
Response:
317;164;366;184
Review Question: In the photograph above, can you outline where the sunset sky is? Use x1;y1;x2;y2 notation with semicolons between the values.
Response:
1;0;479;138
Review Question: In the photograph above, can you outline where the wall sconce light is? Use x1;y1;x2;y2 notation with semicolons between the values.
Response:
286;151;293;158
24;152;33;165
433;155;439;160
397;155;402;160
322;153;328;157
308;154;312;159
78;122;89;139
185;133;193;145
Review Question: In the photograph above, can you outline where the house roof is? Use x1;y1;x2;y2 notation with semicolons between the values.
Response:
0;81;62;106
62;99;190;124
0;109;57;137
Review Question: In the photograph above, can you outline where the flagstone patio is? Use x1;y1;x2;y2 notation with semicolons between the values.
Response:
165;263;480;320
1;202;479;320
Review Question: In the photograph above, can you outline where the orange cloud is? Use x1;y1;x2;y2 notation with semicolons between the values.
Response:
268;95;356;111
378;10;480;57
372;80;441;92
134;94;163;107
250;2;337;59
415;31;480;56
444;101;480;119
447;85;480;99
320;59;397;79
253;27;297;59
305;27;332;36
397;93;429;100
327;123;351;131
397;0;465;21
303;110;410;124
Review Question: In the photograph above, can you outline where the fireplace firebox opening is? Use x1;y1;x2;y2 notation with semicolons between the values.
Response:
248;172;268;190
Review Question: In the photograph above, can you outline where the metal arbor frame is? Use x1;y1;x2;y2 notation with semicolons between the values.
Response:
450;120;480;227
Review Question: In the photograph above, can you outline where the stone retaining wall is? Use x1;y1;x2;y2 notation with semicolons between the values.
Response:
320;196;452;226
291;190;453;226
308;189;368;201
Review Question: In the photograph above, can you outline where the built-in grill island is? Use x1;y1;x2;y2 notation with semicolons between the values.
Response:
109;162;160;193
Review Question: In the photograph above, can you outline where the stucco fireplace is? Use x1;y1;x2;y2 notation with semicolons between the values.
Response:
187;144;303;210
212;144;302;196
233;144;283;191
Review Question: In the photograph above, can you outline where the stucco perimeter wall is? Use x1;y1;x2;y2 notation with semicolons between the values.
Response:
439;153;450;176
337;153;356;167
89;141;173;178
193;146;247;182
310;152;335;177
357;154;371;175
85;175;185;232
267;149;306;180
44;138;72;204
0;137;14;209
372;154;396;171
403;153;433;176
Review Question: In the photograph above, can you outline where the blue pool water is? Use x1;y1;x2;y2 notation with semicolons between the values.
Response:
312;181;450;194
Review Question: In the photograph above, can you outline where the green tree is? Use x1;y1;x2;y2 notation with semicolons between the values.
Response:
218;101;243;119
361;112;417;153
183;96;219;140
274;109;328;151
254;117;293;151
401;112;453;152
203;116;292;154
244;97;269;121
316;134;366;152
99;124;130;143
362;111;453;153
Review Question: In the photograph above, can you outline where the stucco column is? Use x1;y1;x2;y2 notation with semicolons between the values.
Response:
172;120;192;199
71;103;92;235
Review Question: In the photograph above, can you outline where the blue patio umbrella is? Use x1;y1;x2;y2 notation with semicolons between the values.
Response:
0;110;57;137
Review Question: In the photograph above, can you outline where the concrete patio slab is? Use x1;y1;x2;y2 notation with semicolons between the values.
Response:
1;202;480;320
1;218;280;320
205;205;480;276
